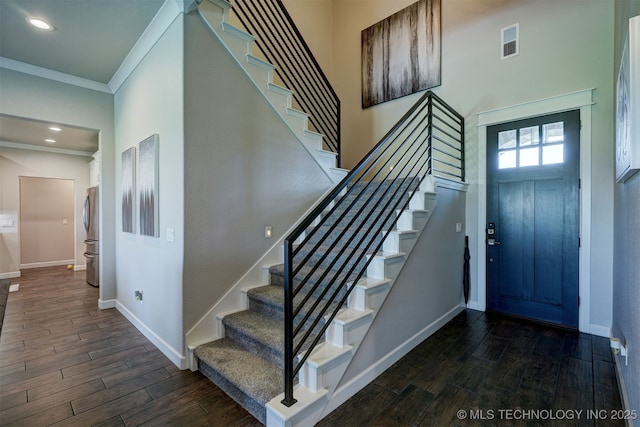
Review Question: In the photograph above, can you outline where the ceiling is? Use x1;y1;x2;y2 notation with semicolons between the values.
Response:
0;0;167;153
0;114;99;153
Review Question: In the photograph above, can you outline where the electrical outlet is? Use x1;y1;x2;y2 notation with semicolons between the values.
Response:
610;337;628;366
135;290;143;302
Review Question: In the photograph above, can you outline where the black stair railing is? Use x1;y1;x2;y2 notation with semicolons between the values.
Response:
230;0;341;166
281;91;464;406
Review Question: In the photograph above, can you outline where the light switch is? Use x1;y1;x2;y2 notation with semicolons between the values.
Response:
456;223;463;233
166;228;175;242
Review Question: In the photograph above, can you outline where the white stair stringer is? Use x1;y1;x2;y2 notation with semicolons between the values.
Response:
265;177;439;427
197;0;347;183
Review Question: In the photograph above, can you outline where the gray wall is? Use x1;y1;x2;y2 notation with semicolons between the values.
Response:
0;69;115;302
113;15;185;359
182;13;334;333
613;0;640;415
338;183;466;387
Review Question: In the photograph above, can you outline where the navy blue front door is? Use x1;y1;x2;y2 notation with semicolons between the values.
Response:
486;110;580;328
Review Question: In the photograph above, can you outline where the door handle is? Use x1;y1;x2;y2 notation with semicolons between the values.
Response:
488;238;501;246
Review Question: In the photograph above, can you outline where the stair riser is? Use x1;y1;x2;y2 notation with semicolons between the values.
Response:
223;321;284;366
302;132;324;152
367;254;406;280
409;192;437;211
396;210;430;231
301;220;394;251
382;232;418;254
347;283;390;312
325;312;373;349
315;152;338;170
219;30;252;57
198;358;268;424
249;295;284;321
334;182;418;207
244;61;273;87
271;270;365;306
293;245;382;276
265;91;290;111
299;349;352;393
248;295;331;332
202;0;230;24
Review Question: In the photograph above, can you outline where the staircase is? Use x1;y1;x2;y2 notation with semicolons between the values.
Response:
196;0;347;184
191;0;465;424
195;176;439;424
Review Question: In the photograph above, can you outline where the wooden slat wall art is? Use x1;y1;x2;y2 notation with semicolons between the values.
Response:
361;0;441;108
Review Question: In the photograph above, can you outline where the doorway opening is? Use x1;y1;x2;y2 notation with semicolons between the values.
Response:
19;177;75;270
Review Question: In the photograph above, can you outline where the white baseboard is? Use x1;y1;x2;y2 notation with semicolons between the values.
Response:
322;303;465;417
20;260;75;269
0;271;21;279
466;300;483;311
590;323;611;338
98;298;116;309
115;300;188;370
612;351;633;427
74;264;87;271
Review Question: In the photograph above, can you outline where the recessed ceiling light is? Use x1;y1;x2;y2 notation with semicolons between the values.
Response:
45;138;56;143
49;126;62;132
26;17;55;31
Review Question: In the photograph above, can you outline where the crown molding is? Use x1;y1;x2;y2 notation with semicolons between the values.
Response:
0;57;112;94
1;0;186;96
108;0;182;93
0;140;95;157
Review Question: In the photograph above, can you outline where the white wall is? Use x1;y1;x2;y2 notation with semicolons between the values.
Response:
329;0;615;334
0;147;91;275
0;69;115;300
113;15;185;365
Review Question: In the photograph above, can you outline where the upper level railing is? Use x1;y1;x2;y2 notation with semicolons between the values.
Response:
230;0;341;166
281;91;464;406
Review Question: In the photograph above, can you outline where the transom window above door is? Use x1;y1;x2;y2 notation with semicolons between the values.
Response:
497;121;565;169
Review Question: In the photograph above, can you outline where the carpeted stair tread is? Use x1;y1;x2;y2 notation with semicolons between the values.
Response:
223;310;283;361
194;338;283;422
247;284;346;327
293;240;388;271
248;284;283;308
269;262;364;294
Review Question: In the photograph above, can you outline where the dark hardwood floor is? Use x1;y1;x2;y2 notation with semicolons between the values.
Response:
0;267;259;426
0;267;625;426
319;310;625;427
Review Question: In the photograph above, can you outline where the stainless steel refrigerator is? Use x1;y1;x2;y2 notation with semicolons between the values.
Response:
83;187;99;287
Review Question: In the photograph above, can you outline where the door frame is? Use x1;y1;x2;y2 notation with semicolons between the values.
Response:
474;89;594;334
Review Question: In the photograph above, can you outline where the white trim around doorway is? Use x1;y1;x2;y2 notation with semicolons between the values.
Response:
475;88;594;334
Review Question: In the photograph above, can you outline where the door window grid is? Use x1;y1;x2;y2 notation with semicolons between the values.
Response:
498;121;564;169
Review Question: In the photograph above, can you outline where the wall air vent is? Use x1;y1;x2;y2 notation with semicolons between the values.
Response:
501;23;519;59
